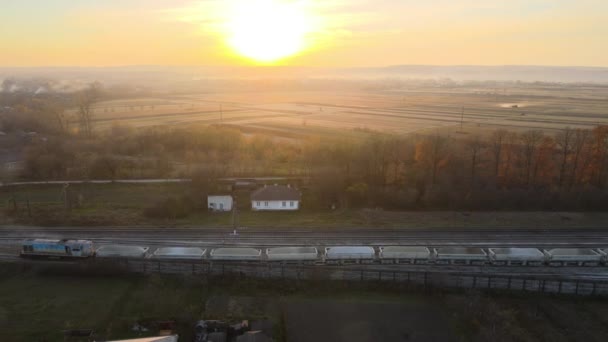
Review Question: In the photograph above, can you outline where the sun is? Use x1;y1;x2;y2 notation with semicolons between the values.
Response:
225;0;313;63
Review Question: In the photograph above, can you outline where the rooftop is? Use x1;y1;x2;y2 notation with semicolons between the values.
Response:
490;248;544;257
267;247;317;254
326;246;375;255
109;336;178;342
436;247;486;255
382;246;429;253
546;248;599;256
153;247;206;259
250;184;301;201
96;245;149;257
211;247;261;257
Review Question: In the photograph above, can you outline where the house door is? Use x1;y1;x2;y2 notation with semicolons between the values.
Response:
219;203;224;210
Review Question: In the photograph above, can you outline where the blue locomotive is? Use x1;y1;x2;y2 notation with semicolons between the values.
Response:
21;239;95;258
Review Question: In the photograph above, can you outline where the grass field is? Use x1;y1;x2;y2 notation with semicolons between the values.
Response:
3;183;608;228
77;85;608;140
2;264;608;341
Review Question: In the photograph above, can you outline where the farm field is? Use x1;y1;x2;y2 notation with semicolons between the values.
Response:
1;265;608;341
81;84;608;138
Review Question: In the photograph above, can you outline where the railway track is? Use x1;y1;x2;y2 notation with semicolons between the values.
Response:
1;229;608;248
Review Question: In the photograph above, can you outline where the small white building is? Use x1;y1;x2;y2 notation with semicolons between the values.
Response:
251;184;301;211
207;195;233;212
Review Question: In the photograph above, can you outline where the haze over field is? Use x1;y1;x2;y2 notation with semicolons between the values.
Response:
1;1;608;207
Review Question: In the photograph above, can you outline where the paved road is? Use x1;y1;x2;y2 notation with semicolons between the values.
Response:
1;225;608;248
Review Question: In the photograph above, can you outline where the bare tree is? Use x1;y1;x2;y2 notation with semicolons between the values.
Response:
77;82;102;137
555;127;574;187
590;126;608;187
570;129;590;187
490;129;508;181
500;132;518;186
520;130;543;187
466;135;485;187
416;134;449;185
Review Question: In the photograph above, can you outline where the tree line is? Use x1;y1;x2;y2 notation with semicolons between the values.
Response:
3;86;608;211
15;121;608;211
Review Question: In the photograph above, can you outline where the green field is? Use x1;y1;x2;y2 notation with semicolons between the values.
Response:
2;264;608;341
3;183;608;228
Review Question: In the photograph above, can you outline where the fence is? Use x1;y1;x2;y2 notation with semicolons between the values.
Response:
88;258;608;297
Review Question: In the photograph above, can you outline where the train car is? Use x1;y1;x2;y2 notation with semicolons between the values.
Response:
20;239;94;259
95;245;149;258
209;247;262;261
488;248;545;266
434;247;487;265
599;249;608;265
379;246;431;264
324;246;375;264
266;247;319;264
152;247;206;260
543;248;603;266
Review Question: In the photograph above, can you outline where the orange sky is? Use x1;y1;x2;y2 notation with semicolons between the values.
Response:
1;0;607;67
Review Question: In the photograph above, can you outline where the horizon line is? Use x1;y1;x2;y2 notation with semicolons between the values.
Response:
1;64;608;70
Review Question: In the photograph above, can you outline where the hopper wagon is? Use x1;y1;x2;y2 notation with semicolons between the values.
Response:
379;246;432;264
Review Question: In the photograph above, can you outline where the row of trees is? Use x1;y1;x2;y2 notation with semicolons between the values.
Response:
5;81;608;210
18;121;608;210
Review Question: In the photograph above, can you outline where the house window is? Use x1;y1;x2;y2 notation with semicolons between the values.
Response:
265;201;268;207
290;201;294;207
256;201;260;207
282;201;286;207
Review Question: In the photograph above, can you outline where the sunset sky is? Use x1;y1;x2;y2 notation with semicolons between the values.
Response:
1;0;607;67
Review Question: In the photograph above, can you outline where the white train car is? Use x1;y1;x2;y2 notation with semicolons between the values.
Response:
488;248;545;266
152;247;206;260
544;248;603;266
379;246;431;264
434;247;487;265
209;248;262;261
266;247;318;263
324;246;375;264
95;245;149;258
21;239;94;258
599;249;608;264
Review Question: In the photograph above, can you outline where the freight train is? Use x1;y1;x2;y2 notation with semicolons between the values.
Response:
19;239;608;267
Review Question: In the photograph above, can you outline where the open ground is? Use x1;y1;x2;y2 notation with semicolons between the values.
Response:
80;84;608;139
1;264;608;342
3;183;608;228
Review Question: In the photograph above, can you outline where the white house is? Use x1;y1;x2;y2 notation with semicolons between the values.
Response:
207;195;233;212
251;184;301;211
